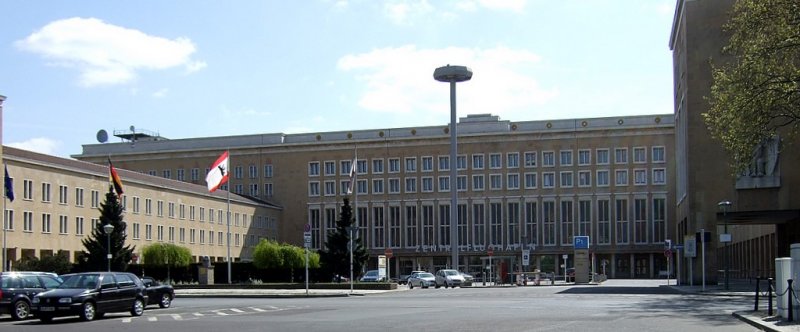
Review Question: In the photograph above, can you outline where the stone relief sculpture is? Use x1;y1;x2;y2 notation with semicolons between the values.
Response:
747;135;779;177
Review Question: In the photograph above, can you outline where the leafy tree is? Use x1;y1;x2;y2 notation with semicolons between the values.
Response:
253;239;283;269
253;239;319;282
77;187;135;271
15;251;72;274
141;243;192;281
319;197;368;281
705;0;800;172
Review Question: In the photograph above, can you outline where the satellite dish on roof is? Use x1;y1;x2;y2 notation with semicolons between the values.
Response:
96;129;108;143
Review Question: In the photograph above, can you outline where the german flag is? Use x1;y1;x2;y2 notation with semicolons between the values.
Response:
108;158;124;196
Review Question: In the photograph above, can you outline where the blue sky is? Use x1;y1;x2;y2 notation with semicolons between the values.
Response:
1;0;677;158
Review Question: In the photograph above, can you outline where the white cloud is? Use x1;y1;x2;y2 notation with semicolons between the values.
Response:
476;0;527;12
7;137;62;155
337;45;557;122
15;17;205;87
383;0;434;24
152;88;169;98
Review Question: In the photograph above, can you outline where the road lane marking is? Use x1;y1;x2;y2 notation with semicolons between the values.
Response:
171;314;183;320
230;308;245;313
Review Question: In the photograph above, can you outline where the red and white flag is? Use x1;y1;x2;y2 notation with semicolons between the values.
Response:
205;151;230;192
347;159;357;194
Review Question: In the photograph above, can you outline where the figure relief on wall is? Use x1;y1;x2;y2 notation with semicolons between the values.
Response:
746;135;780;177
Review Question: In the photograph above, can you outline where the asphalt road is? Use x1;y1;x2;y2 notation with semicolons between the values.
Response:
1;280;758;332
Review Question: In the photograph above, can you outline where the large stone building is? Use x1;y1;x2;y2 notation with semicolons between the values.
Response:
75;113;675;279
670;0;800;285
1;145;281;270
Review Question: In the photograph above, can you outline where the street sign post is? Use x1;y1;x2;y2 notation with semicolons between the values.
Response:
522;249;530;266
303;224;311;295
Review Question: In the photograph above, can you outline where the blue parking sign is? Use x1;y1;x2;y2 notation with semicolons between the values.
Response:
574;236;589;249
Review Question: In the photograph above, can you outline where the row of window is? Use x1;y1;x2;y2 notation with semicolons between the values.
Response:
147;164;274;182
309;147;667;177
1;211;275;247
309;168;667;196
308;198;667;250
9;180;274;229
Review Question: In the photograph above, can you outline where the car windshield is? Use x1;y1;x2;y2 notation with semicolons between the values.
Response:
444;270;459;276
59;274;99;289
417;273;434;278
365;271;378;276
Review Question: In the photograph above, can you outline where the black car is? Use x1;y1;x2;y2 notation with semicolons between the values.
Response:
140;276;174;309
31;272;147;322
0;271;62;320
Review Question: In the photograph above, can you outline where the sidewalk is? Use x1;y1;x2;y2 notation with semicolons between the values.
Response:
175;287;398;298
665;279;800;332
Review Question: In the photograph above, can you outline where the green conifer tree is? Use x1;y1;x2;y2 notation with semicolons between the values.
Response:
319;197;368;280
77;187;135;271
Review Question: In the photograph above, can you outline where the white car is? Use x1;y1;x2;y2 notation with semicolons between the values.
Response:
359;270;385;282
408;272;436;289
434;269;465;288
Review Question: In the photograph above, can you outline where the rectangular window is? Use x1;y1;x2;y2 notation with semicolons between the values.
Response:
578;200;591;237
652;146;666;163
308;182;320;196
438;176;450;192
157;225;164;241
470;175;483;191
324;181;335;196
489;203;501;246
264;164;273;177
324;161;336;176
458;204;468;246
59;215;68;234
191;168;199;181
596;149;610;165
578;149;591;166
524;202;537;247
543;201;555;246
489;153;502;169
597;170;610;187
41;183;51;202
421;177;433;192
75;217;84;236
132;197;140;214
473;203;485;247
58;185;68;204
389;158;400;173
615;169;628;186
41;213;51;233
633;147;647;164
542;151;555;167
23;211;33;232
372;159;384;174
489;174;502;190
23;179;33;200
373;206;385;248
234;166;244;179
634;198;648;244
456;155;467;170
168;202;175;218
507;152;519;168
597;199;610;245
421;156;433;172
653;168;666;184
357;159;367;174
542;172;555;188
457;175;467;192
170;226;176;243
389;178;400;194
177;168;185;181
615;148;628;164
372;179;384;194
265;183;274;197
507;202;519;246
472;154;484;170
2;210;11;231
652;197;666;243
507;174;520;190
357;179;367;194
389;206;401;247
405;157;417;173
560;150;573;166
560;171;573;188
132;222;139;240
634;169;647;185
524;151;537;168
615;199;629;244
405;177;417;193
405;205;418;248
189;228;195;243
309;208;321;249
308;162;320;176
163;169;172;179
525;173;537;189
438;156;450;171
578;171;591;187
560;200;573;246
422;205;434;248
145;198;152;215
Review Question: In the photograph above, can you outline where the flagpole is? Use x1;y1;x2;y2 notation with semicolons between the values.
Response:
2;163;6;272
350;146;357;293
226;150;232;284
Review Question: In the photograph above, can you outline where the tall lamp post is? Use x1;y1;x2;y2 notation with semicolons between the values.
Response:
346;225;357;293
434;65;472;271
103;224;115;272
718;200;732;290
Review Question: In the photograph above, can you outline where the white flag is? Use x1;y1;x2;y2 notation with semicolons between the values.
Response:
205;151;230;192
347;159;356;194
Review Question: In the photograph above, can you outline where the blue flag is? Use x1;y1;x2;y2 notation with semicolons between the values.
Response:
4;165;14;202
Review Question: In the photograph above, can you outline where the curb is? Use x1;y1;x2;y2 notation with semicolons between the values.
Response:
732;311;780;332
176;293;351;299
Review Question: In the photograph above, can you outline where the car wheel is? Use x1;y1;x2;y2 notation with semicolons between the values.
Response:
131;298;145;316
409;283;414;289
11;300;30;320
79;301;96;321
159;293;172;308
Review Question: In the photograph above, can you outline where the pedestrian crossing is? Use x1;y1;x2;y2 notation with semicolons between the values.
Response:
120;305;300;323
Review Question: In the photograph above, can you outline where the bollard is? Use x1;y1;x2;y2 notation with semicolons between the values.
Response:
789;279;794;322
754;276;760;312
767;278;774;316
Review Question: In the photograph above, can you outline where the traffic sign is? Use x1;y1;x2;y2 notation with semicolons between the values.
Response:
303;223;311;232
522;249;530;266
573;236;589;249
664;249;672;258
385;248;393;258
488;248;494;256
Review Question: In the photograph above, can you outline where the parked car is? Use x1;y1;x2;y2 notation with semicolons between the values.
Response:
408;272;436;289
359;270;385;282
398;270;426;285
460;272;474;287
140;276;174;309
434;269;465;288
0;271;62;320
32;272;147;322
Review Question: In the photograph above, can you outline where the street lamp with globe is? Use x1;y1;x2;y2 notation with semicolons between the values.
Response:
103;223;115;272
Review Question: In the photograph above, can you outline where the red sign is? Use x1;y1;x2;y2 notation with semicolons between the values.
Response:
385;248;393;258
664;249;672;258
488;248;494;257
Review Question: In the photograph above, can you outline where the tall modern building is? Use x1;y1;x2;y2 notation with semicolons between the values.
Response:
75;113;675;279
670;0;800;284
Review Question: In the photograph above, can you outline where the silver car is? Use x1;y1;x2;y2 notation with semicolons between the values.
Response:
408;272;435;289
435;269;465;288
